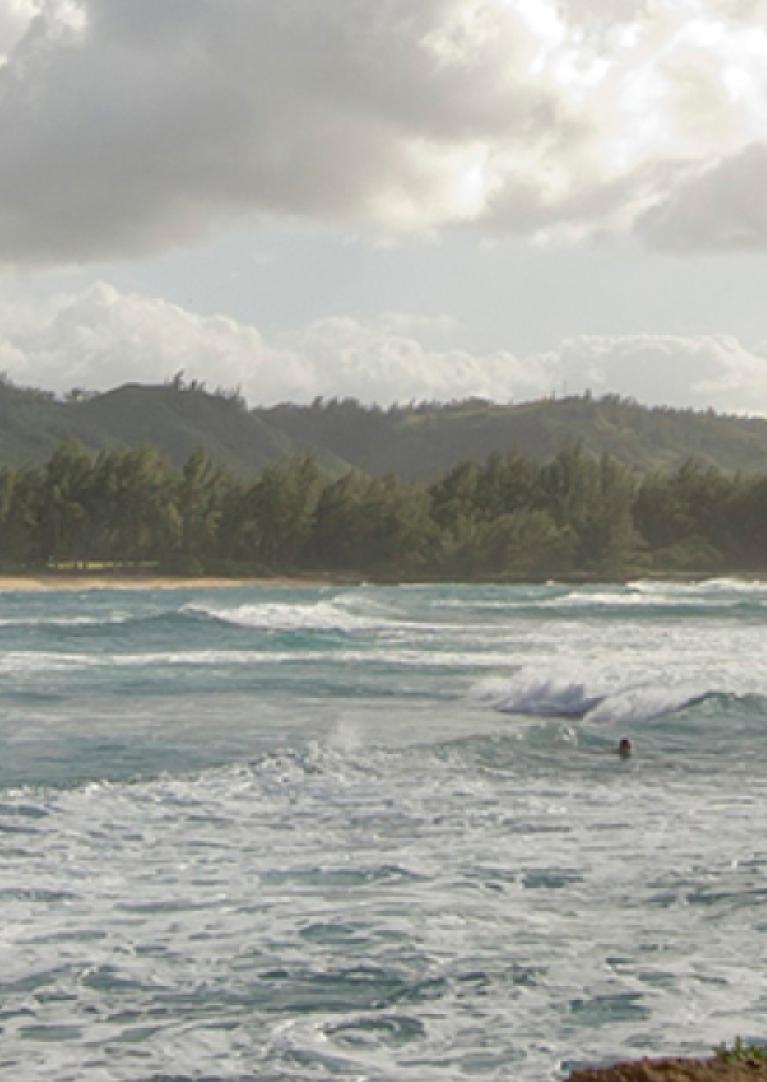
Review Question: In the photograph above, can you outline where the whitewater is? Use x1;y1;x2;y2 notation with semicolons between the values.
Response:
2;580;767;1081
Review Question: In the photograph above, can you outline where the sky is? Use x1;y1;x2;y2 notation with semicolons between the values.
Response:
2;0;767;411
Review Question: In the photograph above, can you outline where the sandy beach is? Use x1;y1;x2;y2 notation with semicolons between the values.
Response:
0;574;331;591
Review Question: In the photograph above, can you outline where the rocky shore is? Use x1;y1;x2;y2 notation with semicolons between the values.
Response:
566;1056;767;1080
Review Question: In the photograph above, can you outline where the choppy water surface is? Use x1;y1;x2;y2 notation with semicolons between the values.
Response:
2;579;767;1080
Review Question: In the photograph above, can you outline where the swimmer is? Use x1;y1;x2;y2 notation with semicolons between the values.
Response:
618;737;632;758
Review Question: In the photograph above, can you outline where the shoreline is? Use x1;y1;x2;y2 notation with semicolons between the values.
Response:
0;573;333;592
0;569;762;591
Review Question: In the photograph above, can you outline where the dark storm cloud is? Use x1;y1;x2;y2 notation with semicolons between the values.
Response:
1;0;765;263
0;0;573;262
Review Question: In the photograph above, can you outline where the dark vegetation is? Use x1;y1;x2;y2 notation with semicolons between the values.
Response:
2;376;767;578
6;374;767;479
714;1039;767;1066
264;393;767;479
3;436;767;579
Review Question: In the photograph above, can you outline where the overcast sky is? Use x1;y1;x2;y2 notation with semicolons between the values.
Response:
2;0;767;410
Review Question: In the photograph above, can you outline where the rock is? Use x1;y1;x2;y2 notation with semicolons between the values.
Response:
566;1055;767;1081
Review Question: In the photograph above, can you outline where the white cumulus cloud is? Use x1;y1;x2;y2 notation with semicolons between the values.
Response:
542;333;767;411
0;283;543;404
0;282;313;401
3;283;767;413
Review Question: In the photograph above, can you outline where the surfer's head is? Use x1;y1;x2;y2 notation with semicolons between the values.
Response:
618;737;632;758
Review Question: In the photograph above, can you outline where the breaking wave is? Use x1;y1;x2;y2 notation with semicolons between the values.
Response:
491;671;754;724
179;597;451;634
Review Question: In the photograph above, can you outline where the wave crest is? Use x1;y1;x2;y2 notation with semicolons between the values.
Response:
181;599;393;632
493;671;727;724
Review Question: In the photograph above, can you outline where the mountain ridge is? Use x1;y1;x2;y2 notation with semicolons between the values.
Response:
2;377;767;477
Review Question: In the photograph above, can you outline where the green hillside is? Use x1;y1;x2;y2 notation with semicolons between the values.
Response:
74;383;296;474
0;378;338;474
262;394;767;478
2;376;767;478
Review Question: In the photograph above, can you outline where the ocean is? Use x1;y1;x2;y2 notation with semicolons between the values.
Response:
2;579;766;1081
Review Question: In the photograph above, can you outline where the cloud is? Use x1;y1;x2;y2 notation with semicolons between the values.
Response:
2;0;767;261
0;0;39;62
0;0;568;260
3;283;767;413
0;282;542;405
0;282;314;401
638;142;767;249
543;334;767;411
279;316;544;405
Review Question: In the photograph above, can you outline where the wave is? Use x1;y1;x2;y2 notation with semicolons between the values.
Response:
586;685;716;724
492;671;743;724
178;598;455;635
0;607;200;635
429;579;767;615
0;594;404;637
0;736;386;799
0;613;132;628
540;590;760;611
0;645;523;677
0;600;398;638
8;578;765;638
628;577;767;596
494;677;602;718
181;599;381;631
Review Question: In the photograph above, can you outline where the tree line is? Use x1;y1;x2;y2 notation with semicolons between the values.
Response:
0;440;764;578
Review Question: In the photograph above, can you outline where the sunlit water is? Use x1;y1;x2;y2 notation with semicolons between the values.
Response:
2;579;767;1080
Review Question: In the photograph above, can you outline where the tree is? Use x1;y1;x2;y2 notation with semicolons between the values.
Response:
172;448;221;572
539;445;638;569
38;441;94;565
100;447;177;564
430;460;481;530
311;471;434;573
0;466;43;566
481;509;575;575
476;451;536;519
243;455;322;568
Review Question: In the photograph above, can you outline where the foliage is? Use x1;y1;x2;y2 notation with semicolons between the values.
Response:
263;393;767;480
7;377;767;483
714;1037;767;1064
2;437;767;579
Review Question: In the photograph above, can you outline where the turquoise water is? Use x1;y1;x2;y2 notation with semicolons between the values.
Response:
2;579;767;1080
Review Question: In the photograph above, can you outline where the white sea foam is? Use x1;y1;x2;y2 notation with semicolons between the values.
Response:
4;719;767;1081
495;674;603;717
5;582;767;1081
0;646;521;676
629;576;767;596
490;655;767;723
543;589;748;609
0;651;105;673
587;682;710;724
182;598;402;631
431;589;561;611
0;612;131;627
179;597;472;636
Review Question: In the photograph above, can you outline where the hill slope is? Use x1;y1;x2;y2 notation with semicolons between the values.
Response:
2;379;767;478
261;395;767;478
0;380;337;475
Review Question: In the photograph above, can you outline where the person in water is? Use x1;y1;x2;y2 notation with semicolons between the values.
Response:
618;737;632;758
